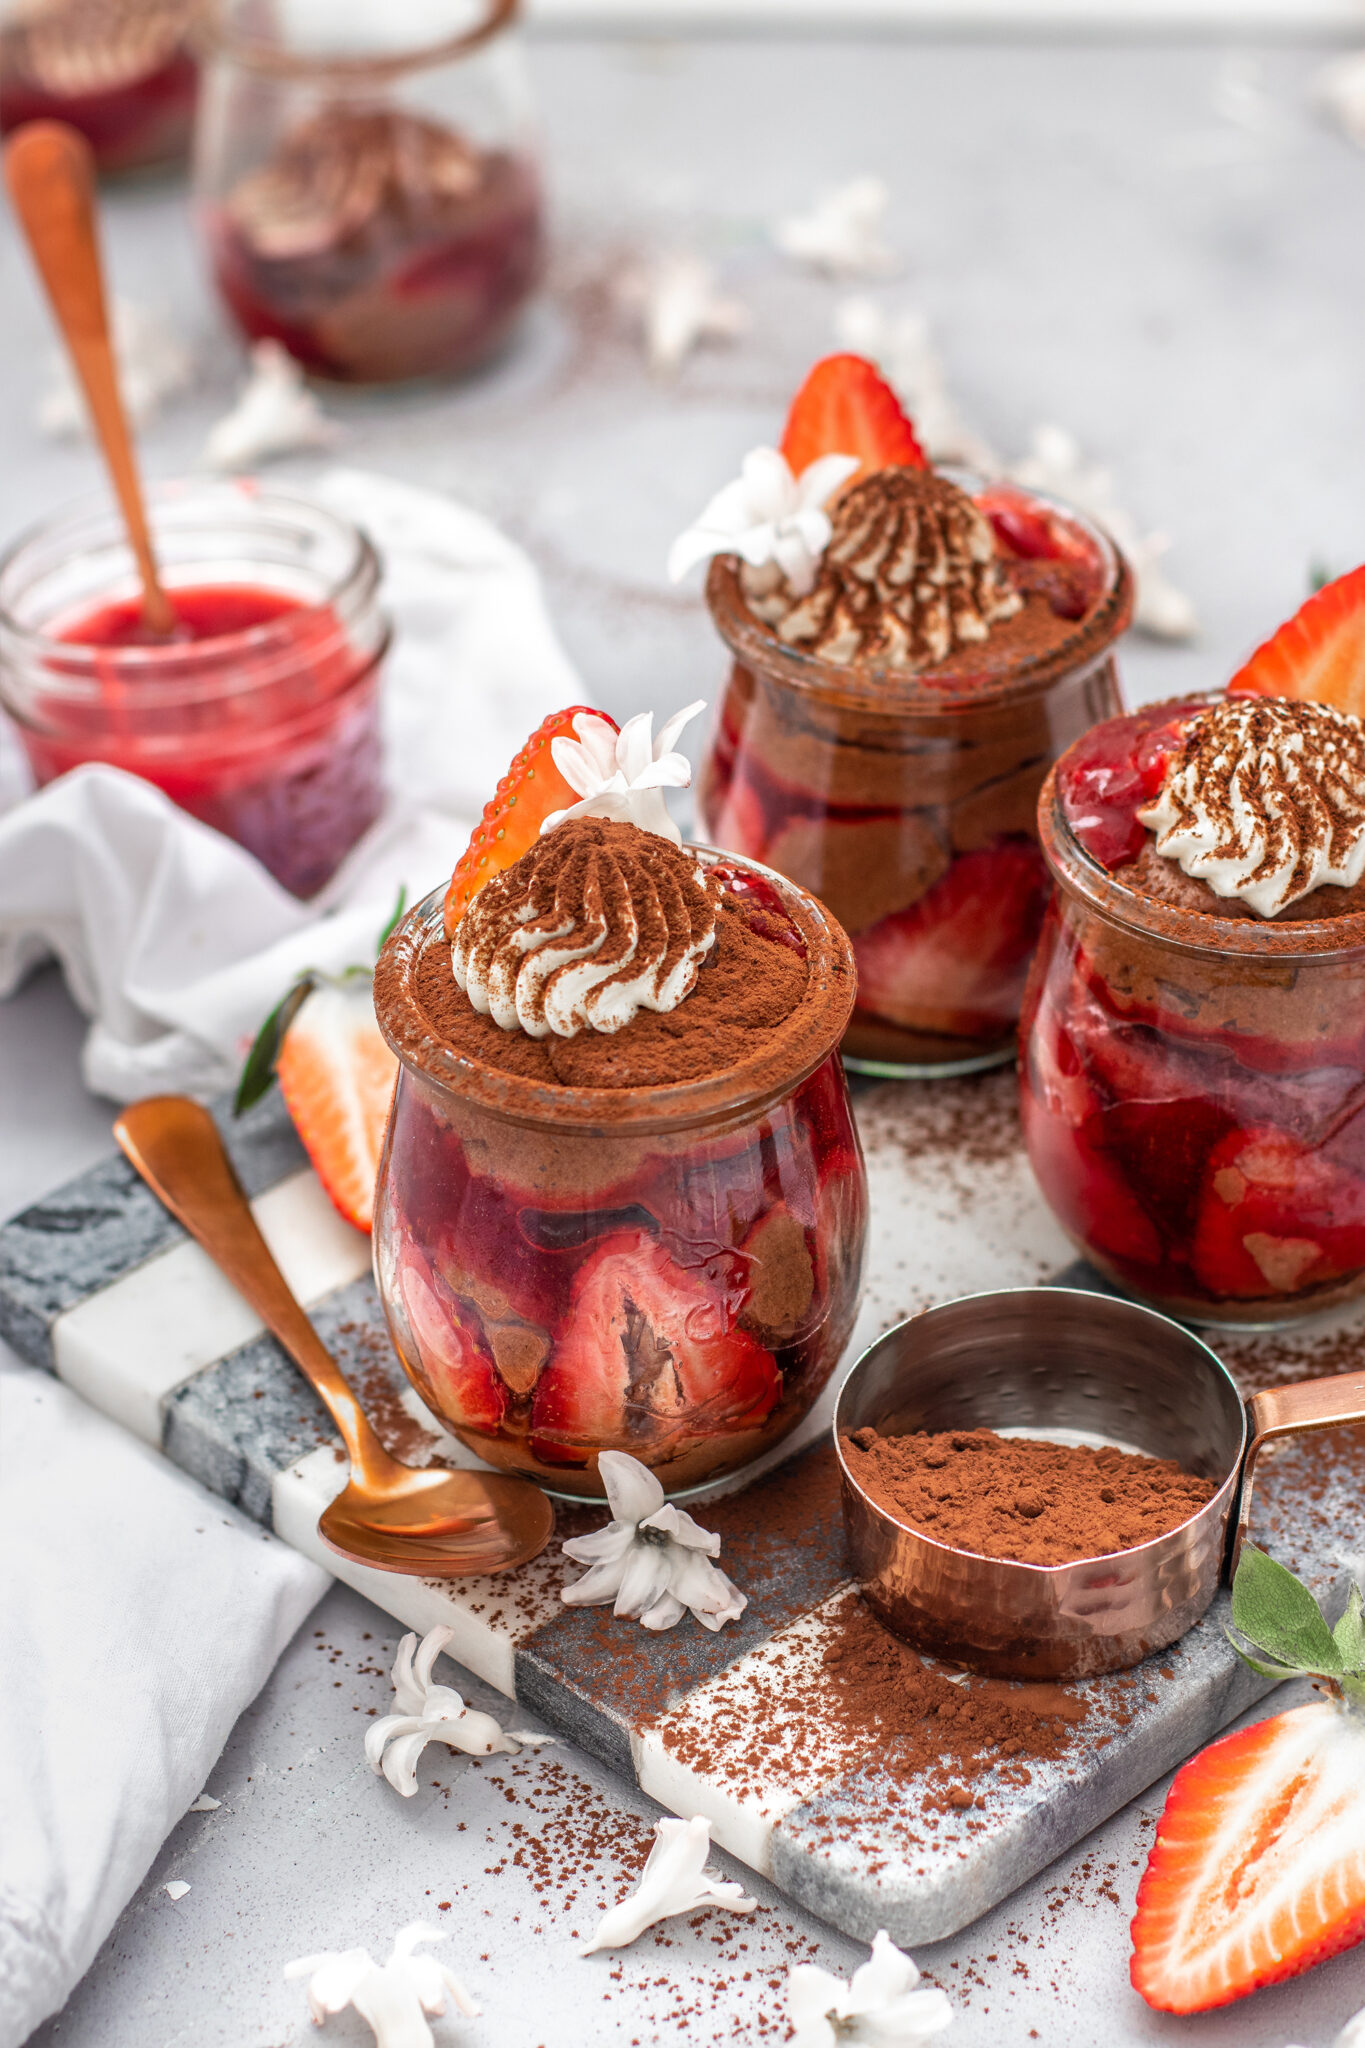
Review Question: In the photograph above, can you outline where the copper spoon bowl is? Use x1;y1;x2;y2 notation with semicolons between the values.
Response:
115;1096;555;1576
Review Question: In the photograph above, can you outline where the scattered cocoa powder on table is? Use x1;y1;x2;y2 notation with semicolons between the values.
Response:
843;1426;1218;1566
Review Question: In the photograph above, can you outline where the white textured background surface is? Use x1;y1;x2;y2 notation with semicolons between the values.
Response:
4;27;1365;2046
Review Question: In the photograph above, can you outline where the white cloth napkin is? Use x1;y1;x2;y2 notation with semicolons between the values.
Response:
0;1359;330;2048
0;467;581;1101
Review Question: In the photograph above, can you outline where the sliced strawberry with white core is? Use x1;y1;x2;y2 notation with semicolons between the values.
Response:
275;979;397;1232
530;1229;781;1463
1131;1700;1365;2012
397;1247;508;1436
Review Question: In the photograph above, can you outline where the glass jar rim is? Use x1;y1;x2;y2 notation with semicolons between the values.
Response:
1039;695;1365;964
201;0;519;81
374;850;858;1135
0;477;382;684
704;476;1133;720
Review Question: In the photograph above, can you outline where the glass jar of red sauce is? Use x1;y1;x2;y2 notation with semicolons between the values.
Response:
0;480;389;897
0;0;199;176
194;0;544;385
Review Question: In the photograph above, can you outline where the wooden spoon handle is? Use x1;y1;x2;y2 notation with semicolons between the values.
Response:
4;121;176;636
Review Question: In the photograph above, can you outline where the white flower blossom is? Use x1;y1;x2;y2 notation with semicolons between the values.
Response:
580;1815;756;1954
560;1449;746;1633
542;703;706;847
364;1626;518;1796
787;1931;954;2048
41;297;192;437
617;253;748;378
1319;49;1365;149
774;176;896;279
204;340;341;471
285;1923;478;2048
668;447;859;598
1009;423;1198;644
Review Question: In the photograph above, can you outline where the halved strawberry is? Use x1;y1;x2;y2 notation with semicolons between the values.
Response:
779;353;927;487
529;1229;781;1465
443;704;618;935
851;839;1050;1038
1132;1700;1365;2011
1020;1079;1164;1270
1133;1546;1365;2013
1227;564;1365;715
274;978;397;1232
396;1246;508;1435
1191;1125;1365;1300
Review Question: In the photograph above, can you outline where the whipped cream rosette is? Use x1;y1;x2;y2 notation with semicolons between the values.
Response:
1137;696;1365;917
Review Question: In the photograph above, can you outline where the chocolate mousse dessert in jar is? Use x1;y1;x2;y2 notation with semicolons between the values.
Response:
372;703;868;1498
0;0;200;175
194;0;544;384
674;356;1133;1078
1023;577;1365;1325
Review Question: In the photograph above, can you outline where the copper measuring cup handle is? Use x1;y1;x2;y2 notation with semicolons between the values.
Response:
1232;1367;1365;1574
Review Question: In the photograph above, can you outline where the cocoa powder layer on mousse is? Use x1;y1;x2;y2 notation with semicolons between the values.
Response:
417;825;810;1090
1115;835;1365;924
843;1426;1219;1566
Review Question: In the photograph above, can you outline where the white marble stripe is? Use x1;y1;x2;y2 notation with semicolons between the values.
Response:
270;1443;567;1700
51;1170;371;1444
632;1585;868;1876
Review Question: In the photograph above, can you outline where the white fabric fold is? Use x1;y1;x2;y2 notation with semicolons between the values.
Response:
0;1360;330;2048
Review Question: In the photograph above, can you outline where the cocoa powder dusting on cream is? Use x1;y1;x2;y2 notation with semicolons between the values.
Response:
416;852;810;1089
843;1427;1218;1565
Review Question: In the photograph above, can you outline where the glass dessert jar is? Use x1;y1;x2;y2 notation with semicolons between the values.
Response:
1021;698;1365;1328
0;0;199;175
372;853;868;1498
698;480;1133;1079
0;479;388;897
194;0;544;385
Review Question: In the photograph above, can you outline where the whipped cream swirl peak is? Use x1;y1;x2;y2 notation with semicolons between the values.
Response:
745;467;1022;670
452;819;718;1040
1136;696;1365;916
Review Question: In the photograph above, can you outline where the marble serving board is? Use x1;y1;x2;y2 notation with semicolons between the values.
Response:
2;1071;1360;1949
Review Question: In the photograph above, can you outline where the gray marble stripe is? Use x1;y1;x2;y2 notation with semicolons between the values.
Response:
0;1093;306;1370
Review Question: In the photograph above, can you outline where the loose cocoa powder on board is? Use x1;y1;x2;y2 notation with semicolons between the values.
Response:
843;1426;1218;1566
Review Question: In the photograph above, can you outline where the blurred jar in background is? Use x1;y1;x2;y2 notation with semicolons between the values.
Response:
194;0;545;385
0;0;200;174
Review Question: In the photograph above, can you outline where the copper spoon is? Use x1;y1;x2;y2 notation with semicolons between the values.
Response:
114;1095;555;1576
4;121;177;638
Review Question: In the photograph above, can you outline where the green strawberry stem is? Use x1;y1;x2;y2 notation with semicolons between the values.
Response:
1227;1545;1365;1712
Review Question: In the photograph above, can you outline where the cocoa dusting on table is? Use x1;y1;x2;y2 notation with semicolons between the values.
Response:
843;1426;1218;1566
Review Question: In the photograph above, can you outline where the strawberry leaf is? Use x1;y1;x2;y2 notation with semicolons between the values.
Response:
1230;1545;1343;1678
233;974;316;1116
1333;1581;1365;1674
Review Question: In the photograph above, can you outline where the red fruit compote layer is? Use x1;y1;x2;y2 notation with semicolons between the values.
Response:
1023;694;1365;1325
372;819;867;1496
700;470;1132;1076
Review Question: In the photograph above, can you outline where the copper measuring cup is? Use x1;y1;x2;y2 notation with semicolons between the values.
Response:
835;1287;1365;1681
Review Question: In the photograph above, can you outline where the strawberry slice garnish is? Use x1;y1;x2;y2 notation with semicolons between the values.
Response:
1131;1547;1365;2014
274;978;397;1233
396;1245;508;1435
779;353;928;487
851;839;1049;1039
443;704;618;936
529;1228;781;1466
1227;563;1365;715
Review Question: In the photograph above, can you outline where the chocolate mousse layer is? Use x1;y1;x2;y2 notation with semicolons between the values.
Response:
1114;836;1365;924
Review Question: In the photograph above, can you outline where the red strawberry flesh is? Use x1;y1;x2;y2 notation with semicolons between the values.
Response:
779;353;927;485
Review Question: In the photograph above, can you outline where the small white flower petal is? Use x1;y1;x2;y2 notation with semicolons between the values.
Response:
561;1522;638;1568
654;698;707;758
640;1503;722;1555
163;1880;191;1901
795;452;862;510
600;1449;666;1524
637;1588;688;1631
188;1793;220;1812
580;1817;756;1954
786;1933;952;2046
613;1539;676;1620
